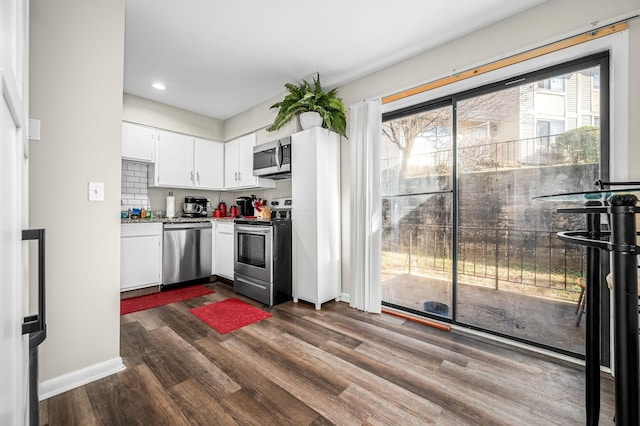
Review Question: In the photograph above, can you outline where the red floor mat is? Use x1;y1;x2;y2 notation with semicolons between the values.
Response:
189;297;272;334
121;285;214;315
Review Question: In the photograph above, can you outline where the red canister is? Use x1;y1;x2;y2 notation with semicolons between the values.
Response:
229;206;238;218
218;201;227;217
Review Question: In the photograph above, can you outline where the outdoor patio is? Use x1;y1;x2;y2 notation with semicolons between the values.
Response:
382;273;586;354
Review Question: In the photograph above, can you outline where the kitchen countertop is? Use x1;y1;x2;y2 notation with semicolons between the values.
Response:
121;216;235;224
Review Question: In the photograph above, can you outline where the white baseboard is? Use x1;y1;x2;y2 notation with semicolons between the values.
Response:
39;357;125;400
339;292;350;304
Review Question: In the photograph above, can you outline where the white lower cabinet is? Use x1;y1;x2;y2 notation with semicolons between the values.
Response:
121;223;163;291
211;220;217;276
215;221;234;279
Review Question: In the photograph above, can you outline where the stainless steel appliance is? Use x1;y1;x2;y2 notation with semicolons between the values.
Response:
235;196;254;217
233;197;292;306
253;136;291;180
182;196;208;217
162;222;212;287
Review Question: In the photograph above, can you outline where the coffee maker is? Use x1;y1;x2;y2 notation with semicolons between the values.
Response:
183;196;208;217
235;196;254;217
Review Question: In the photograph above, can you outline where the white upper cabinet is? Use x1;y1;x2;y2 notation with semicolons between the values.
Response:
194;137;224;189
237;134;257;187
153;130;194;187
223;135;240;188
150;129;224;190
224;133;275;190
122;121;155;162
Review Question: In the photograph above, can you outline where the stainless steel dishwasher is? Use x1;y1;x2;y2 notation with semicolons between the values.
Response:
162;221;212;287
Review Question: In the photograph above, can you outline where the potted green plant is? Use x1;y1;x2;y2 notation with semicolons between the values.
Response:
266;73;347;138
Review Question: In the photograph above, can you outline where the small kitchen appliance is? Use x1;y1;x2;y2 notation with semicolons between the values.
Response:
182;196;208;217
235;196;254;217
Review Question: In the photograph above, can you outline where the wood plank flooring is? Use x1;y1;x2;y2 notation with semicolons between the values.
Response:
39;282;616;425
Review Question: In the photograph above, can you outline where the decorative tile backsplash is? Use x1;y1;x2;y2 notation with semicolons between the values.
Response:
121;160;150;210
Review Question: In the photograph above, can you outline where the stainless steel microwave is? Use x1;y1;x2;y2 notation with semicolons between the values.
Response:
253;136;291;180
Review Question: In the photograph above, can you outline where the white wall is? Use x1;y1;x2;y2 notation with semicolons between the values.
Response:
224;0;640;295
29;0;125;392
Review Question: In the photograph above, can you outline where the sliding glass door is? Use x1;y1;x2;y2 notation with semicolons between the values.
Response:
381;104;454;318
381;53;608;356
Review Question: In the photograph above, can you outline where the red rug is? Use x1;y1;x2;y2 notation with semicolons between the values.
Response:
121;285;214;315
189;298;272;334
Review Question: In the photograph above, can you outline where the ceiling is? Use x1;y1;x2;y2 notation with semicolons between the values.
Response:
123;0;547;121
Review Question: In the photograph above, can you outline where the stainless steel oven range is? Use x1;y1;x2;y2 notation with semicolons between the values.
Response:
233;198;292;306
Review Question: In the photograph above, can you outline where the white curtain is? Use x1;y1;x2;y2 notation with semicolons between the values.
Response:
349;99;382;313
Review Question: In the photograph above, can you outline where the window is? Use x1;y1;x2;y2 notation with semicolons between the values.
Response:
538;77;565;91
381;52;609;357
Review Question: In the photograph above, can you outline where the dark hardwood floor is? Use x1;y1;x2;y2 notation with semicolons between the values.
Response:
40;282;616;425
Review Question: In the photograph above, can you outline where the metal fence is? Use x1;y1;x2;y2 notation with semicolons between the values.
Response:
383;223;585;294
381;129;599;177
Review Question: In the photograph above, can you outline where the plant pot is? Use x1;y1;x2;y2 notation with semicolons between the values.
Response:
299;111;323;130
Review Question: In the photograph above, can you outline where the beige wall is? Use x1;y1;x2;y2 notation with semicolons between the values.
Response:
225;0;640;296
29;0;125;384
123;93;224;141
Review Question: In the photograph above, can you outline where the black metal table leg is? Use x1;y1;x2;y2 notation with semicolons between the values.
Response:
584;202;601;426
609;194;639;426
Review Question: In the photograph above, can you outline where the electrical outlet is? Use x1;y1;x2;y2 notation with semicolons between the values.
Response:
88;182;104;201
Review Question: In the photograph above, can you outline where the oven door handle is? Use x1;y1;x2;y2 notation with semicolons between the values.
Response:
235;225;272;234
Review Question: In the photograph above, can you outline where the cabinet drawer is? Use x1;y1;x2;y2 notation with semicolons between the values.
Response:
234;274;272;306
121;222;162;237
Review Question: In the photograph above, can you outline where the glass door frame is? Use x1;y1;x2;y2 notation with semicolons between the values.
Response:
381;51;610;359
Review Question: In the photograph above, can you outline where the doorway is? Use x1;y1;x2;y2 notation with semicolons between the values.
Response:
381;53;609;356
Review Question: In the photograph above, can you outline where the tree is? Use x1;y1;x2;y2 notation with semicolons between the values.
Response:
381;108;450;176
554;126;599;164
381;87;522;176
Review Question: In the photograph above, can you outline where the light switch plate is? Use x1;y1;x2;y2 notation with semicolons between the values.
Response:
88;182;104;201
28;118;41;141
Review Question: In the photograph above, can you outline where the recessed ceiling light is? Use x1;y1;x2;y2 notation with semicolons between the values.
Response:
151;82;167;90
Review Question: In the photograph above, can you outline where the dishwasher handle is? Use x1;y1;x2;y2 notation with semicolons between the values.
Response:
164;222;212;230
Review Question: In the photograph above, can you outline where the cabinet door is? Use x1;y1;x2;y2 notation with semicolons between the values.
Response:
155;130;194;187
122;122;155;162
236;133;257;187
291;128;341;309
194;138;224;189
215;222;234;279
121;234;162;291
224;138;239;189
210;221;216;275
